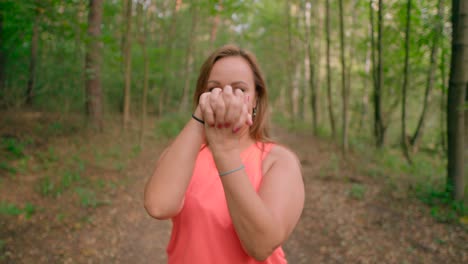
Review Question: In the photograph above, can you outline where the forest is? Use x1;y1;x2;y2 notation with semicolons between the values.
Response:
0;0;467;263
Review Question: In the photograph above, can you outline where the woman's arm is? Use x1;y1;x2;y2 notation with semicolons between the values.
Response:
212;145;304;261
143;108;205;220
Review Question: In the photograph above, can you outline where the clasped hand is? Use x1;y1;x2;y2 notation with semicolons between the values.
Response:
198;85;253;151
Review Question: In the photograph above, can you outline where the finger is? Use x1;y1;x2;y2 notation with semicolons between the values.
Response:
211;93;226;128
247;113;253;126
232;103;248;133
222;85;234;127
200;92;215;126
226;98;243;129
234;88;245;103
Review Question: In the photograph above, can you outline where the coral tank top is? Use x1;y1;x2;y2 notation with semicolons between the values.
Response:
166;142;287;264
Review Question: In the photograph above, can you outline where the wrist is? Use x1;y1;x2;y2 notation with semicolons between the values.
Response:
194;106;203;119
211;146;241;160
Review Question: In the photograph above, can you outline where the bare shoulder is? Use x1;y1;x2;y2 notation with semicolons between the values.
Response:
262;143;301;175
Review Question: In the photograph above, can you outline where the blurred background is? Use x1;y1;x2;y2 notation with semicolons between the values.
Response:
0;0;467;263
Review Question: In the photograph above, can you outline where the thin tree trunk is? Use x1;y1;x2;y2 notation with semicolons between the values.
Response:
440;46;448;152
338;0;348;153
359;46;371;131
325;0;336;138
181;3;198;111
123;0;133;130
84;0;104;131
137;1;149;146
0;12;5;93
410;0;444;151
345;0;357;132
446;0;467;200
374;0;385;147
158;0;182;116
26;1;40;106
401;0;412;163
210;0;222;48
313;1;322;127
305;1;317;134
287;0;295;119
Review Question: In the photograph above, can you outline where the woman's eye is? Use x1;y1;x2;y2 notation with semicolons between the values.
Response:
235;87;246;92
208;87;215;92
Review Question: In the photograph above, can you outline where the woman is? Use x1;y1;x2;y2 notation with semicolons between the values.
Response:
144;45;304;263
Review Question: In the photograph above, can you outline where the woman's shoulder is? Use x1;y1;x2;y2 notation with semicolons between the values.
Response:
261;142;301;172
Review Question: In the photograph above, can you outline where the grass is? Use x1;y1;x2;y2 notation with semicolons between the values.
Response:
0;201;36;219
349;136;467;224
348;184;367;200
74;187;110;208
273;116;467;224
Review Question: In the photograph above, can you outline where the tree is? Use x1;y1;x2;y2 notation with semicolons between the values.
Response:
374;0;385;147
84;0;104;130
180;2;199;112
137;0;149;146
401;0;412;163
25;0;40;106
122;0;133;130
446;0;467;200
338;0;348;153
0;11;5;93
325;0;336;138
304;1;319;135
410;0;445;151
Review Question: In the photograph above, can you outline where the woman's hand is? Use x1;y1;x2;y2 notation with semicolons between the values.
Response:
199;85;252;152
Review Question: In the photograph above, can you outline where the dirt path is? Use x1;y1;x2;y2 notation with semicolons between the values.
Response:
1;127;467;263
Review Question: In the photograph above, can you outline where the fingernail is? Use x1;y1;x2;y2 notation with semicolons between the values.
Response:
217;124;223;129
210;124;215;127
233;127;239;133
224;123;230;128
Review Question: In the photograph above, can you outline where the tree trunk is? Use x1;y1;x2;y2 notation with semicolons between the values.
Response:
0;12;5;93
180;3;198;112
338;0;348;153
312;1;322;128
26;1;40;106
325;0;336;138
374;0;385;147
137;1;149;146
305;1;317;134
84;0;104;131
123;0;133;130
346;0;357;133
158;0;182;116
446;0;467;201
401;0;412;163
210;0;222;48
410;0;444;151
440;44;448;153
285;0;297;120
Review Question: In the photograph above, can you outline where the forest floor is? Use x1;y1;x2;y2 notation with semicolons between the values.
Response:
0;111;467;264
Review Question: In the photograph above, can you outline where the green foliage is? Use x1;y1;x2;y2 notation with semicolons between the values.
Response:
353;135;466;224
74;187;109;208
36;170;82;197
418;187;467;223
0;201;36;219
348;184;367;200
1;138;25;158
155;112;187;138
0;161;17;175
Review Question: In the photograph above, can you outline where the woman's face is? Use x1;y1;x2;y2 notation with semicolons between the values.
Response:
206;56;257;112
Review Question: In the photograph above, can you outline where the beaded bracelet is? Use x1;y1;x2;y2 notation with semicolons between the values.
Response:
219;164;245;177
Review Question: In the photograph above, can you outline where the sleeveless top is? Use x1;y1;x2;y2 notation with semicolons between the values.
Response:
167;142;287;264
